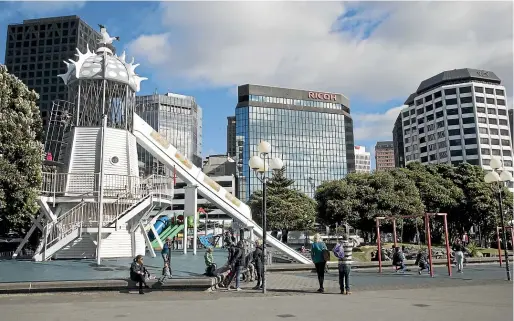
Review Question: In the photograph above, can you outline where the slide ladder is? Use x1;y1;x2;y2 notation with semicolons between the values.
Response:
133;114;311;264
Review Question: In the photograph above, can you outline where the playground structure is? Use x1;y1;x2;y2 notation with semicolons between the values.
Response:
12;25;310;264
376;213;452;277
496;226;513;267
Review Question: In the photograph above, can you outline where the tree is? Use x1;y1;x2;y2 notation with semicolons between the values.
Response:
248;167;317;242
0;65;43;236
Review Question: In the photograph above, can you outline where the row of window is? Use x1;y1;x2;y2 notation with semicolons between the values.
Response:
244;95;349;112
413;86;505;107
404;108;508;127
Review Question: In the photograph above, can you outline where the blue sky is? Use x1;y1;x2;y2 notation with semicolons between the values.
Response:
1;1;512;169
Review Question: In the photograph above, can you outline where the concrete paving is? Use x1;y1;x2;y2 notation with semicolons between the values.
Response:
0;283;511;321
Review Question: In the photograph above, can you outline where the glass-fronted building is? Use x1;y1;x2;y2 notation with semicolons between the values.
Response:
136;93;202;176
236;84;354;201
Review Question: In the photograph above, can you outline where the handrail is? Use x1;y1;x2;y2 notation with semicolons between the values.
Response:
46;201;87;248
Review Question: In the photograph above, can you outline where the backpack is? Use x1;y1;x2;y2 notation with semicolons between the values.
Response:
322;249;331;262
333;243;344;259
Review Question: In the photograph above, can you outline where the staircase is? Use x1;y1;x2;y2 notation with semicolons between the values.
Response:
33;175;174;261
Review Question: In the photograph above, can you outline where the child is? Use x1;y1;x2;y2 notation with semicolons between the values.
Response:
415;250;430;275
204;247;217;276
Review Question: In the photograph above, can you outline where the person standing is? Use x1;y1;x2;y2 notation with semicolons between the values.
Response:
333;235;353;295
453;239;465;273
311;233;328;293
227;241;244;291
252;239;264;290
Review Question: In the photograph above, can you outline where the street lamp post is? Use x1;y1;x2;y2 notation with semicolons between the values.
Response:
249;141;283;294
484;157;513;281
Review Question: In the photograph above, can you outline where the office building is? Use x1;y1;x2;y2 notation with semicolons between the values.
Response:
236;84;354;200
393;113;405;168
400;68;512;187
375;141;395;170
4;16;101;127
136;93;203;175
354;146;371;173
202;154;237;177
227;116;236;157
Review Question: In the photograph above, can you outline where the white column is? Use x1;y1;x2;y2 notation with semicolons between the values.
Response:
193;210;198;255
184;184;198;255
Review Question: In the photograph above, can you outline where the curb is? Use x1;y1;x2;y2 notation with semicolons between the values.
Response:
0;277;217;295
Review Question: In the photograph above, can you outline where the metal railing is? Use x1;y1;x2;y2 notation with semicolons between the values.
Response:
46;201;88;248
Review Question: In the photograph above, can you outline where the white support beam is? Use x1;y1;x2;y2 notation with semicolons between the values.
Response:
151;225;163;250
12;211;45;259
184;184;198;255
37;198;57;222
140;222;156;258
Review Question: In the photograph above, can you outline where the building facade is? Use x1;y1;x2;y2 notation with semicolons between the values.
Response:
354;146;371;173
136;93;203;176
375;141;395;170
392;113;405;168
4;15;101;127
236;84;354;201
400;68;513;187
227;116;236;157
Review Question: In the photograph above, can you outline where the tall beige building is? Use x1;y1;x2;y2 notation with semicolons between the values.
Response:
375;141;395;170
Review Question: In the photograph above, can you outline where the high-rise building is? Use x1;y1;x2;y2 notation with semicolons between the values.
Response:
4;16;101;127
392;112;406;168
354;146;371;173
375;141;395;170
400;68;512;187
236;84;354;200
509;108;513;142
227;116;236;157
136;93;203;175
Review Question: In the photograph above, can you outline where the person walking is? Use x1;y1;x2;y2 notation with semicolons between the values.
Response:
130;255;150;295
311;233;328;293
161;237;173;277
227;240;244;291
333;235;353;295
453;239;465;273
252;239;264;290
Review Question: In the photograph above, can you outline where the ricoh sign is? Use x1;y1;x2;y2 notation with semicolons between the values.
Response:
308;91;337;101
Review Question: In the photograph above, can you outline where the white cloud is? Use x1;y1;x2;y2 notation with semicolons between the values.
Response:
127;2;513;102
353;106;404;141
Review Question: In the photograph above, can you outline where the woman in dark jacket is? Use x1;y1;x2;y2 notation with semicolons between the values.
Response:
253;239;264;290
130;255;150;294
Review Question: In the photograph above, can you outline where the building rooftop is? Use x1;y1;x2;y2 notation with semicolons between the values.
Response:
375;141;394;149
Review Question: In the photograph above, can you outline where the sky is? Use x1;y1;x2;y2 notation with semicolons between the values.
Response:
0;1;512;169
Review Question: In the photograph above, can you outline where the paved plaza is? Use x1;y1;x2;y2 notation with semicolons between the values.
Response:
0;283;511;321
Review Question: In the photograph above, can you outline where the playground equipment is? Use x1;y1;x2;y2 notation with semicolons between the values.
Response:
496;226;513;267
149;216;170;241
13;24;310;264
376;213;451;277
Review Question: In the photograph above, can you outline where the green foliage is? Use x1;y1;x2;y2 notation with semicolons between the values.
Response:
0;65;43;235
466;241;482;257
248;166;316;232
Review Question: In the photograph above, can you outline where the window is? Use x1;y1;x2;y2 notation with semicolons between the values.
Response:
461;107;474;114
478;117;487;124
427;114;434;121
475;86;484;93
434;91;442;98
439;151;448;158
417;108;424;115
420;146;427;153
460;97;473;104
451;150;463;157
496;89;505;96
486;98;495;104
435;101;443;108
438;141;447;148
481;148;491;155
489;118;498;125
419;127;425;134
404;120;410;126
420;137;426;143
462;117;475;124
404;129;410;135
503;150;512;157
479;127;488;134
429;154;437;161
447;109;459;116
429;143;436;151
410;109;416;115
498;109;507;116
480;138;490;144
405;137;410;144
492;149;501;156
500;129;509;136
437;121;444;128
448;129;460;136
421;156;428;163
482;159;491;166
425;95;433;102
403;111;409;118
450;139;461;146
437;131;445;139
416;99;423;106
436;111;444;118
477;107;486;113
505;160;513;167
485;88;494;94
446;98;458;105
467;159;479;165
466;149;478;155
459;86;472;94
465;138;477;145
426;104;433;112
501;139;510;146
488;108;496;115
428;134;436;141
418;118;425;124
490;128;499;135
444;88;457;95
497;99;505;106
476;97;485;103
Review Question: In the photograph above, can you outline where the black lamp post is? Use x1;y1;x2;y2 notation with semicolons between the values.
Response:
484;157;513;281
249;141;283;294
